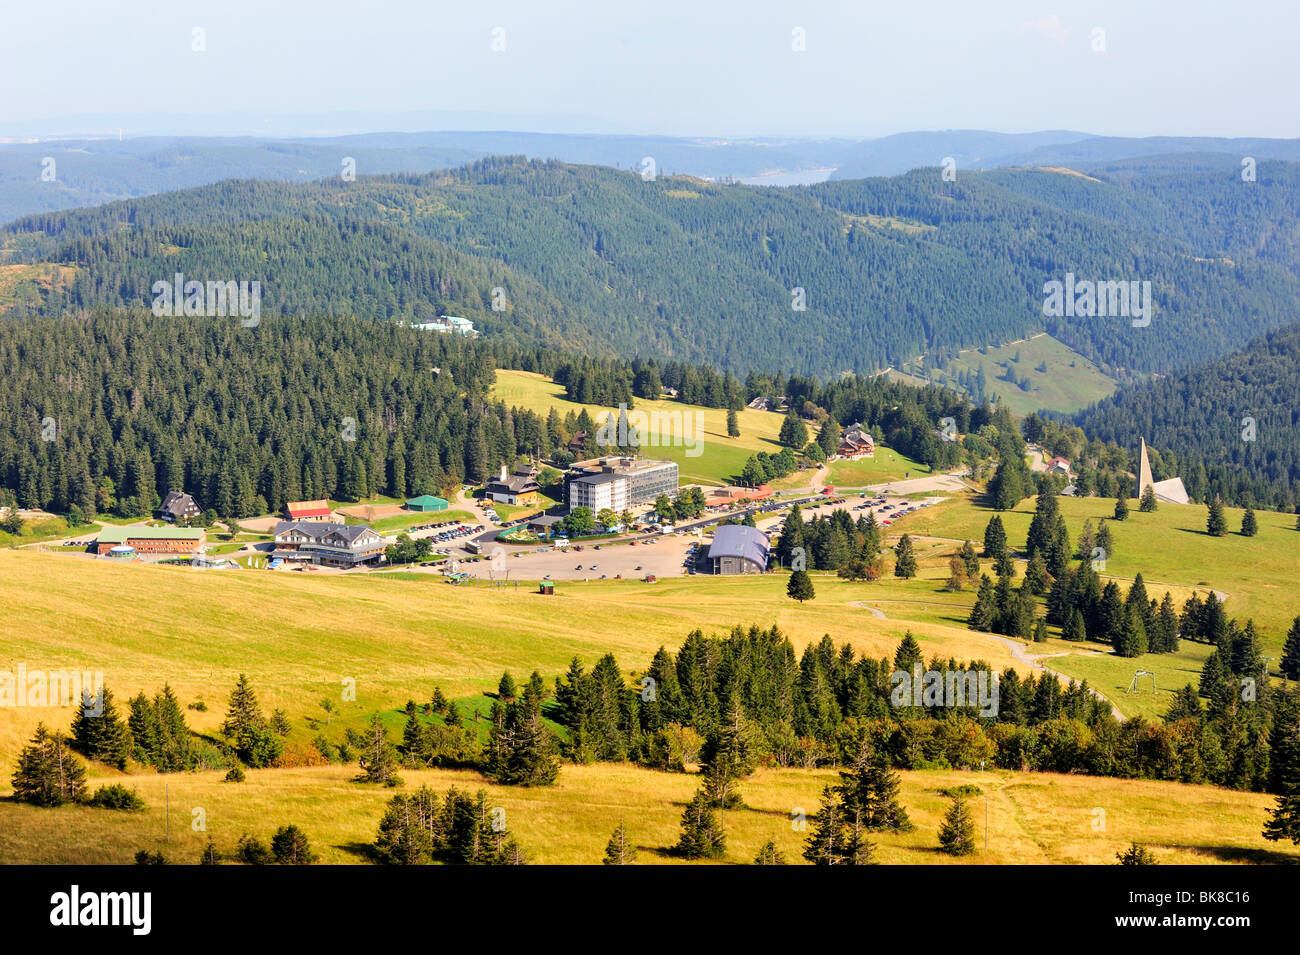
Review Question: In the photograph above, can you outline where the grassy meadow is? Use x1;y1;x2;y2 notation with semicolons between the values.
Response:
904;492;1300;649
4;480;1298;865
0;759;1290;866
0;549;1036;771
490;369;926;487
897;333;1119;416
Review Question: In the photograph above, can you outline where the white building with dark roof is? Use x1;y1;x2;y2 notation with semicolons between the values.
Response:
159;490;201;523
272;521;386;567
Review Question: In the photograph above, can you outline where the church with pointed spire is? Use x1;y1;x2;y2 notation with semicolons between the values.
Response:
1137;437;1190;505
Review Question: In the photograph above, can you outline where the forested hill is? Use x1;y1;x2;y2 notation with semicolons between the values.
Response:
4;156;1299;380
0;310;973;519
1074;322;1300;510
0;310;510;518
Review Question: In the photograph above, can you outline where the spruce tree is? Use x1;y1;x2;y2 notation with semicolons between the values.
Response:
1199;650;1230;699
1116;842;1159;864
1113;494;1129;521
991;545;1014;578
778;412;807;450
11;724;88;807
1116;605;1148;658
802;784;875;865
1022;552;1049;595
893;534;917;579
1064;608;1087;643
356;713;403;786
1095;521;1114;561
842;744;912;832
982;516;1008;559
222;673;281;768
1163;684;1204;723
803;785;850;865
1139;484;1157;512
959;539;979;577
726;409;740;438
893;633;923;673
70;685;132;770
1207;496;1227;537
775;504;805;567
270;825;317;864
754;840;786;865
497;672;518;702
968;575;996;631
486;677;560;787
676;788;726;859
1281;616;1300;681
1241;507;1258;537
787;569;815;603
938;795;977;855
990;460;1024;511
1153;592;1180;654
603;821;637;864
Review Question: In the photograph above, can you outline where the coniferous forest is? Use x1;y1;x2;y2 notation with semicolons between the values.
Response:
7;157;1300;381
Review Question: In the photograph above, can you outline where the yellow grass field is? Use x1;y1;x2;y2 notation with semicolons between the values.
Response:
0;761;1291;865
0;550;1031;769
1;532;1293;865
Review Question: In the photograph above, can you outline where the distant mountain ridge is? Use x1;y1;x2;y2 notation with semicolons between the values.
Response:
4;128;1299;224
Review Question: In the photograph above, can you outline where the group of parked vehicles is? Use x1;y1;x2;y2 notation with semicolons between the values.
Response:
422;522;484;554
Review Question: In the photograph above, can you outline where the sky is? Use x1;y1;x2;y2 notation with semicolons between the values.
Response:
2;0;1297;139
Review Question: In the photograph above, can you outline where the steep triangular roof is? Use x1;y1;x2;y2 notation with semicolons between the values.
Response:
1138;437;1154;495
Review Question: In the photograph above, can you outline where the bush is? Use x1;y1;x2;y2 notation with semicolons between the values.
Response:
236;834;273;865
645;723;703;772
190;740;229;771
86;784;146;811
224;765;246;783
272;741;329;769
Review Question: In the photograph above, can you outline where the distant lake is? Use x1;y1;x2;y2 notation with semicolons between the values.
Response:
738;166;836;187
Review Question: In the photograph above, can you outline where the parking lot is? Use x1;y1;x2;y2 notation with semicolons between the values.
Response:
399;489;943;582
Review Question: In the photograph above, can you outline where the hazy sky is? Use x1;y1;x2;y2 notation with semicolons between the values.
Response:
3;0;1297;138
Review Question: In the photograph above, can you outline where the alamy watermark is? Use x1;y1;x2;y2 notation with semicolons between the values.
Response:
152;272;261;327
594;403;705;457
890;663;999;717
0;665;104;713
1042;273;1151;328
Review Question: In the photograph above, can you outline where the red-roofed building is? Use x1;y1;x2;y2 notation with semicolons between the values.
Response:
284;499;333;522
1046;457;1072;478
709;484;772;506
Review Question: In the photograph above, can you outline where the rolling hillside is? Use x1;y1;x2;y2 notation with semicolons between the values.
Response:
6;157;1300;380
895;333;1119;415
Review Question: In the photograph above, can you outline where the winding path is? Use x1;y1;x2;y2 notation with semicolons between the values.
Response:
849;599;1125;719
